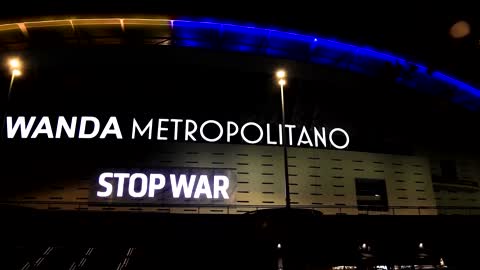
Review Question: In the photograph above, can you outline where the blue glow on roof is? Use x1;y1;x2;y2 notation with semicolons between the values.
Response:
171;19;480;109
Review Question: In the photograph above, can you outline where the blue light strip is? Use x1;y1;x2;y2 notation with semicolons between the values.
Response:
170;19;480;109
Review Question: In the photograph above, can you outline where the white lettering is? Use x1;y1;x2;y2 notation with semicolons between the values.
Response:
240;122;263;144
329;128;350;149
79;117;100;139
97;172;113;197
157;119;169;140
185;119;197;141
31;117;53;138
56;116;77;138
200;120;223;142
285;124;296;146
226;121;239;143
170;119;183;141
314;126;327;147
128;173;148;198
96;172;231;200
114;173;130;197
297;126;313;147
278;124;283;145
266;123;278;145
148;174;166;197
170;174;196;198
100;117;122;139
213;175;230;199
193;175;212;199
6;116;36;138
132;118;153;139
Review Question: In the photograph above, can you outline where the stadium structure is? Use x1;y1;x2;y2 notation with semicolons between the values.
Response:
1;17;480;270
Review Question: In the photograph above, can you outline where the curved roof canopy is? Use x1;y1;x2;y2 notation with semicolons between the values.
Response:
1;17;479;110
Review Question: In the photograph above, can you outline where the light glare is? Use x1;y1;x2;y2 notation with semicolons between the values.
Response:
276;70;286;79
9;58;21;69
12;69;21;76
278;79;286;86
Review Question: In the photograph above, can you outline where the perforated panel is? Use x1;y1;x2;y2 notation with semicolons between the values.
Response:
7;142;446;215
430;158;480;214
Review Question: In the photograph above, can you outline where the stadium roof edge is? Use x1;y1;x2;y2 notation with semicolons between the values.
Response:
1;17;479;110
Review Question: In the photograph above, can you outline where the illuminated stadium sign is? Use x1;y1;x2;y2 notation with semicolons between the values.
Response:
92;168;236;203
5;116;350;149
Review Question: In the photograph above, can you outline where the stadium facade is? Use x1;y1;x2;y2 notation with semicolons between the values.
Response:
1;18;479;216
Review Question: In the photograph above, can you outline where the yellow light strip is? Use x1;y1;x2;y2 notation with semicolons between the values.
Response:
0;17;173;34
0;18;170;37
0;23;19;31
17;23;29;38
